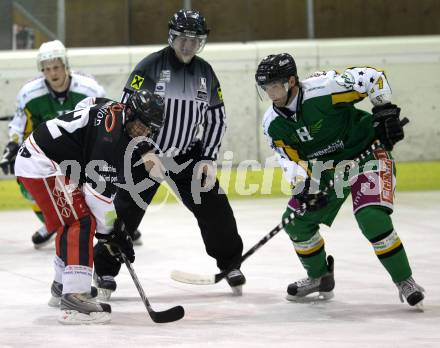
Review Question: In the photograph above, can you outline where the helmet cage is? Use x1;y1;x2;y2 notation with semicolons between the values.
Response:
256;80;290;102
168;29;207;54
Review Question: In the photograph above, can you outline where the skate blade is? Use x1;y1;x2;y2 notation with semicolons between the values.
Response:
286;290;334;303
318;291;334;300
133;239;143;246
33;237;55;249
230;285;243;296
414;301;424;312
97;288;114;300
48;296;60;308
58;310;111;325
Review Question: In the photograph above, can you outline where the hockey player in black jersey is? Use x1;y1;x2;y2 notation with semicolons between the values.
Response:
14;89;165;324
94;9;246;298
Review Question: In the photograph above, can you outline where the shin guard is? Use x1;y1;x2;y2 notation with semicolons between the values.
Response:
356;207;412;282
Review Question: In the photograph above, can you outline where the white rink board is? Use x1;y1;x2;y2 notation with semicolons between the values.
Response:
0;192;439;348
1;36;440;164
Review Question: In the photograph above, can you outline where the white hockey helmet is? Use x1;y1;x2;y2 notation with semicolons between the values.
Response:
37;40;69;71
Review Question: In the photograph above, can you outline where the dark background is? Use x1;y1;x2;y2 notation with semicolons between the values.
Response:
2;0;440;49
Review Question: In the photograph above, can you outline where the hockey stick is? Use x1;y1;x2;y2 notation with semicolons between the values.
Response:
170;123;409;286
171;211;297;285
121;253;185;323
0;115;12;121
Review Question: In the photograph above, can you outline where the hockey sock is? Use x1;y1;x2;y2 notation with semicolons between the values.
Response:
356;206;412;282
291;231;328;279
33;209;45;224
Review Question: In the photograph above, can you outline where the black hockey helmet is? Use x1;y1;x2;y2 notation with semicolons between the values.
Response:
168;9;210;36
255;53;298;86
168;10;209;54
126;89;165;134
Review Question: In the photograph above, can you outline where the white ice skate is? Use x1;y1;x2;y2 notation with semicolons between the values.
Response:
48;280;98;307
395;276;425;311
58;293;111;325
286;255;335;302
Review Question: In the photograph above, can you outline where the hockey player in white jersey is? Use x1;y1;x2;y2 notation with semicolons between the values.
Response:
0;40;106;248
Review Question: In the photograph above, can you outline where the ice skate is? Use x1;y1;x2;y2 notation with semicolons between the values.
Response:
395;276;425;311
132;229;143;246
32;226;55;249
48;280;98;307
224;269;246;296
58;293;111;325
94;273;117;300
286;255;335;302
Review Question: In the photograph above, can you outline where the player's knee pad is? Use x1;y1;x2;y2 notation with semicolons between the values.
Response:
56;214;96;267
93;242;122;277
355;206;394;240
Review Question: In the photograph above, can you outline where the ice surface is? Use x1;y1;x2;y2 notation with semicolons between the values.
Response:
0;192;439;347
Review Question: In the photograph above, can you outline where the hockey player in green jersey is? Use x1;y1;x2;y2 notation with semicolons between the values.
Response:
0;40;105;248
255;53;424;309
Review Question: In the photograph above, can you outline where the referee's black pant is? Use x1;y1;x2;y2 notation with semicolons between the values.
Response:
94;143;244;277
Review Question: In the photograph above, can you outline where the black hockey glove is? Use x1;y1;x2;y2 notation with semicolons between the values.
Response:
372;103;409;151
0;141;20;175
293;177;330;212
96;219;135;263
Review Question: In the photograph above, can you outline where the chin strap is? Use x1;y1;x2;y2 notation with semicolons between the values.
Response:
285;86;293;107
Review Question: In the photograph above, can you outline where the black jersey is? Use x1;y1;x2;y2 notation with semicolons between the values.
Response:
122;46;226;160
32;98;130;198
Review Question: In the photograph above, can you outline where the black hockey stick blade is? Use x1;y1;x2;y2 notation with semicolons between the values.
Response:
0;115;12;121
122;254;185;323
171;211;297;285
400;117;409;127
148;304;185;324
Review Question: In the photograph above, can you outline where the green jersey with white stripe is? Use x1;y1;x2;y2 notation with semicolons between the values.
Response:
8;71;105;143
262;67;393;182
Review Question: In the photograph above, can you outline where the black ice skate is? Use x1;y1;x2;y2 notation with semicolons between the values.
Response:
31;226;55;249
48;280;98;307
224;269;246;296
395;276;425;311
59;293;111;325
94;273;117;300
286;255;335;301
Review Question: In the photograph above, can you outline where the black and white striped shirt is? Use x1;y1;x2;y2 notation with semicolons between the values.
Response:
122;46;226;160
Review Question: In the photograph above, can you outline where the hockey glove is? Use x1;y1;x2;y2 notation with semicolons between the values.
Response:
292;177;329;212
372;103;409;151
96;219;135;263
0;141;20;175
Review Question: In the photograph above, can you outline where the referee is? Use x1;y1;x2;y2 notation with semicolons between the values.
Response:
94;9;246;297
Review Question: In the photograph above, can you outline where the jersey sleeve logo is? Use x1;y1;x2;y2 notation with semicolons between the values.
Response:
217;87;223;101
130;75;145;90
335;71;355;88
